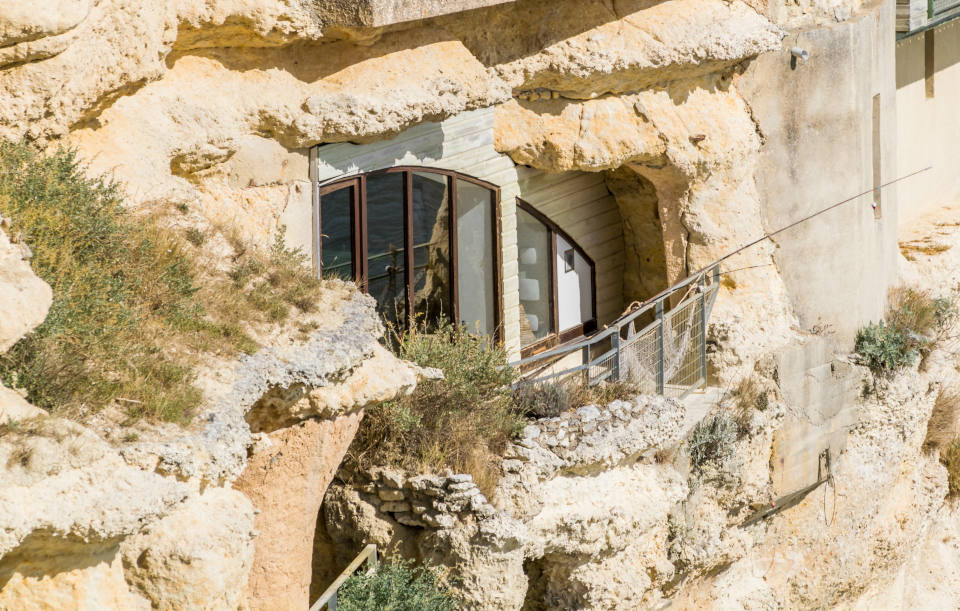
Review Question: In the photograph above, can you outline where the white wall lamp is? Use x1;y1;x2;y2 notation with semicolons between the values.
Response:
791;47;809;61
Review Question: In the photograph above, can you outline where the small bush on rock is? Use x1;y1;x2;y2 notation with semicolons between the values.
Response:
688;414;738;472
335;558;459;611
514;381;569;419
855;288;955;377
513;378;640;419
349;320;524;496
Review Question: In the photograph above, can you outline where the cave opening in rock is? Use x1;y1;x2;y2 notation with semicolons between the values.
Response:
521;556;549;611
604;167;670;306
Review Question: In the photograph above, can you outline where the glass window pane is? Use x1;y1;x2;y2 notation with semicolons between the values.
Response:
516;207;553;345
366;173;406;325
456;179;496;336
412;172;450;325
556;234;594;332
320;186;354;280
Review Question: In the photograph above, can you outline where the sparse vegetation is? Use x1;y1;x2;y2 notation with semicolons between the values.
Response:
666;516;693;573
348;320;524;496
942;440;960;498
899;239;951;261
688;414;738;472
925;385;960;452
854;288;956;377
223;231;323;324
335;558;459;611
184;227;205;247
351;318;645;495
513;378;638;419
0;142;324;424
730;376;768;434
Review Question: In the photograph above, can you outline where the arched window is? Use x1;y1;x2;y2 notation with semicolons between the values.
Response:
517;199;597;357
318;167;501;337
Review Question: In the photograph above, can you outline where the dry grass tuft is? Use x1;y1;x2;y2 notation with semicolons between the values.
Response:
925;385;960;452
513;378;639;420
899;240;951;261
729;376;769;434
0;142;325;424
942;439;960;498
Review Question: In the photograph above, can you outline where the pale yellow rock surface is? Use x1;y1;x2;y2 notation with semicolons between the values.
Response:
122;488;256;611
0;226;52;353
441;0;783;98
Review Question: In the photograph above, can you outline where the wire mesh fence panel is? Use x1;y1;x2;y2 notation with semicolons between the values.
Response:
664;294;705;398
512;265;719;399
619;322;661;395
588;352;615;386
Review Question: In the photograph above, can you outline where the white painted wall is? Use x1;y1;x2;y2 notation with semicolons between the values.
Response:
896;19;960;227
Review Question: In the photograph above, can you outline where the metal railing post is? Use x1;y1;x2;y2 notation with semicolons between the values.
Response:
698;278;708;389
611;328;621;382
583;342;592;384
655;300;665;394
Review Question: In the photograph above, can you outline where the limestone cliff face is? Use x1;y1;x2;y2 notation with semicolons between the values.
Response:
0;0;945;609
0;235;422;609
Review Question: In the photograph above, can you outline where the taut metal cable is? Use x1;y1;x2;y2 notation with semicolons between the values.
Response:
697;166;933;275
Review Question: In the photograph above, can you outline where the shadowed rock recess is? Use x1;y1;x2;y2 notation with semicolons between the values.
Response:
3;0;960;608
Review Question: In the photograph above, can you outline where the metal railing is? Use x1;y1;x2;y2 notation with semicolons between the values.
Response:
511;264;720;399
932;0;960;17
309;544;379;611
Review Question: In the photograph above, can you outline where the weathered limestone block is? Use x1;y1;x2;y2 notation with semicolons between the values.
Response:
0;414;189;609
0;225;52;353
443;0;782;98
121;488;256;611
0;539;150;611
68;28;510;211
250;344;421;430
0;0;93;47
494;96;663;172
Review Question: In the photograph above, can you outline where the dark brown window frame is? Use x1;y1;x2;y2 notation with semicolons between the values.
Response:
318;166;503;339
517;199;598;359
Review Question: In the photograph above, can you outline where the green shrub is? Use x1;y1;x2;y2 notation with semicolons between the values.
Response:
688;414;738;471
0;142;323;424
854;322;914;375
335;558;459;611
856;288;957;377
350;320;523;496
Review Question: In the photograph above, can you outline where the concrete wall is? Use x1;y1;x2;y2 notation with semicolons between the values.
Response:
739;0;899;343
895;19;960;227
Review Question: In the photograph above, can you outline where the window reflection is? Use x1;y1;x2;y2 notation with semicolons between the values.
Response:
457;179;495;336
365;172;406;325
517;207;553;345
412;172;450;324
319;186;353;280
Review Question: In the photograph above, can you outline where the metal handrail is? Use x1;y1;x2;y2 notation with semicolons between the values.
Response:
510;263;720;377
309;544;379;611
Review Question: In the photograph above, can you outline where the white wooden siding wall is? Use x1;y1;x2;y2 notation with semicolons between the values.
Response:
312;107;625;360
